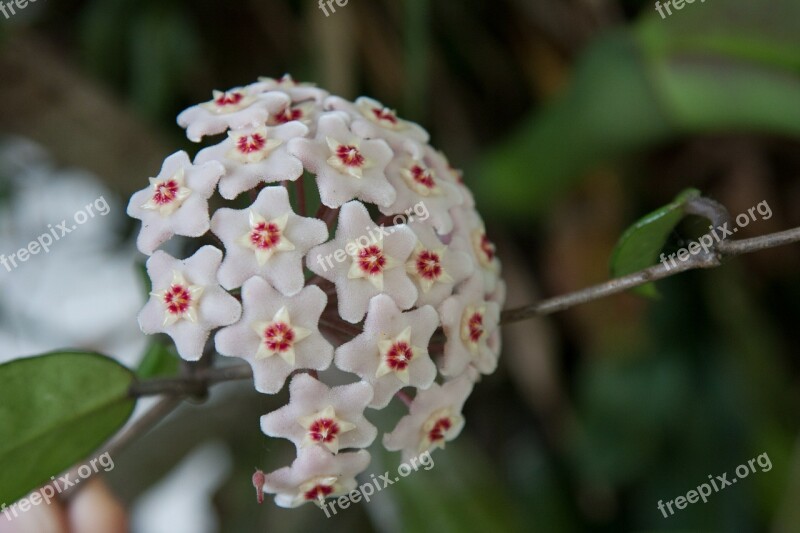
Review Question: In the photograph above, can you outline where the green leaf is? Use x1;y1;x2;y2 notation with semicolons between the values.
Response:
476;31;672;216
478;0;800;218
610;188;701;297
0;352;136;504
136;341;180;379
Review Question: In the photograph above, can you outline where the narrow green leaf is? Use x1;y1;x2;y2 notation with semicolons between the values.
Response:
610;188;701;297
0;352;136;504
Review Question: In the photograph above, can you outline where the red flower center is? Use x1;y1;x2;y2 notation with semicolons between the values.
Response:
467;312;484;343
385;341;413;371
427;417;453;443
215;91;244;106
304;484;334;501
308;418;341;444
164;285;192;315
409;165;436;189
356;245;386;275
236;133;266;154
274;107;303;124
250;222;282;250
336;145;365;168
372;107;398;125
415;250;442;280
152;180;179;205
479;233;496;262
263;322;295;353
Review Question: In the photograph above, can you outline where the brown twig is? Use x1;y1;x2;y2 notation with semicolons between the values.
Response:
501;216;800;324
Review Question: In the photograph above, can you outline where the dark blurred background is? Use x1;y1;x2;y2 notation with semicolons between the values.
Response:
1;0;800;531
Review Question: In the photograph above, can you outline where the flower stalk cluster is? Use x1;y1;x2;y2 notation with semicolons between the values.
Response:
127;75;505;508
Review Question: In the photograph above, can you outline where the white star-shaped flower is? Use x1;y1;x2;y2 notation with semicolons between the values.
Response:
150;271;204;326
378;150;464;234
287;112;396;208
194;122;308;199
211;186;328;295
450;208;502;294
383;376;473;462
306;201;418;323
261;373;377;454
325;96;430;152
404;222;473;307
335;295;438;408
215;276;333;394
137;246;242;360
261;447;370;508
438;275;500;380
127;151;224;255
251;306;311;365
177;87;290;142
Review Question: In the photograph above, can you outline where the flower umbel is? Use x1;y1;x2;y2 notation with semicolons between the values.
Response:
129;75;504;508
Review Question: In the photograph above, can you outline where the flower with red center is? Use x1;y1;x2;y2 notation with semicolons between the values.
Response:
215;277;333;394
326;138;370;178
401;162;441;197
473;230;497;266
346;238;398;292
178;88;289;142
355;97;411;133
237;211;295;266
376;326;421;384
152;271;204;326
287;113;396;208
406;243;454;294
307;201;418;323
269;102;316;126
379;152;463;234
383;377;472;462
325;96;430;151
461;305;486;346
438;275;500;379
450;208;502;293
128;152;225;255
211;187;327;294
226;126;283;164
261;446;370;508
420;408;462;453
301;479;335;503
253;306;310;364
335;295;438;408
196;122;307;200
138;247;242;360
141;169;192;216
201;89;255;114
298;405;357;453
261;374;376;453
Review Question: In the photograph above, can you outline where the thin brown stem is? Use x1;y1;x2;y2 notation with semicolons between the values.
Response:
501;223;800;324
395;390;413;408
295;176;307;216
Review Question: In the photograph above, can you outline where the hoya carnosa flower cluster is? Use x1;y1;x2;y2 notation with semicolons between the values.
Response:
127;75;506;508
